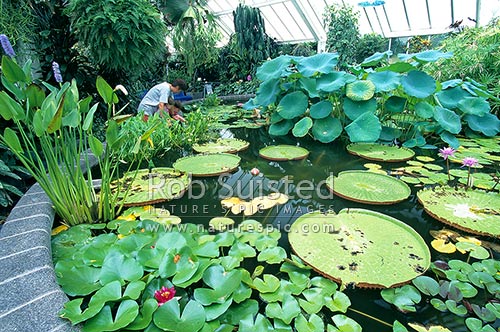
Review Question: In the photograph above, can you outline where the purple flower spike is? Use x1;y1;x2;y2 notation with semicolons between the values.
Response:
461;157;478;168
438;147;456;160
246;74;252;81
52;61;63;83
0;34;16;58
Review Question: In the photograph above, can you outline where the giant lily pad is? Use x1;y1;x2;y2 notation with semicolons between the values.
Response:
173;153;241;177
288;209;431;288
326;171;411;205
345;80;376;101
417;186;500;238
259;145;309;161
192;138;249;154
112;168;190;206
347;143;415;162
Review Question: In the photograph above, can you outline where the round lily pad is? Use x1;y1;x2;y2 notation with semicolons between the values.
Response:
326;171;411;205
417;186;500;238
173;153;241;177
112;168;190;207
192;138;249;154
288;209;431;288
259;145;309;161
347;143;415;162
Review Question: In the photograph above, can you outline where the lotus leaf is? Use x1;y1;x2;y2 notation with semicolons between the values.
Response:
296;53;339;77
312;117;343;143
292;117;313;138
326;171;410;205
255;55;294;81
384;96;406;113
269;119;294;136
345;80;375;101
253;79;281;107
173;153;241;177
360;51;392;67
347;143;415;162
401;70;436;99
436;87;473;109
316;72;356;93
343;98;377;121
344;112;381;142
366;70;400;92
259;145;309;161
288;209;431;288
457;97;491;116
464;113;500;136
417;186;500;237
309;100;333;119
277;91;308;119
112;168;190;206
192;138;249;154
415;101;434;119
433;106;462;134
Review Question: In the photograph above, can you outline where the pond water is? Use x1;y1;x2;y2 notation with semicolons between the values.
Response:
153;126;498;331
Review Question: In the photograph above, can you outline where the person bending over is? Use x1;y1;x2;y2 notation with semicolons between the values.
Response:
138;79;187;121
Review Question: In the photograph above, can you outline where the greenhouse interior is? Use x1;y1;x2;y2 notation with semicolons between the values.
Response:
1;0;500;331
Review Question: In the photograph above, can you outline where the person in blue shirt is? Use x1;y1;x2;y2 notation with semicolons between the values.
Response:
138;79;187;121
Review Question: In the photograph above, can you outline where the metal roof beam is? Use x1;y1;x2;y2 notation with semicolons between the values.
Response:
290;0;320;41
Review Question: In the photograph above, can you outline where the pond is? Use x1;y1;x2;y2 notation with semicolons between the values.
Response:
151;126;499;331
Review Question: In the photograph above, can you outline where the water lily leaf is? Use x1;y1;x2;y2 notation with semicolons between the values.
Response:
153;299;206;332
367;70;400;92
407;323;452;332
412;276;439;296
194;265;242;305
297;53;339;77
455;242;490;260
309;100;333;119
417;186;500;237
457;97;490;116
450;280;478;298
238;313;273;332
289;209;430;288
360;51;391;66
468;271;495;289
312;117;343;143
257;246;287;264
277;91;308;119
324;291;351;313
345;80;375;101
317;72;356;93
401;70;436;98
292;117;313;137
345;112;381;142
173;154;241;177
436;86;473;109
393;320;409;332
55;261;102;296
265;294;301;325
269;119;294;136
229;241;257;259
381;285;421;312
82;300;139;332
295;313;324;332
209;217;235;231
126;298;158;330
465;317;484;332
326;171;410;205
343;98;377;120
431;239;456;254
204;297;233;321
464;113;500;136
445;299;467;316
415;101;434;119
433;106;461;134
193;138;249;154
430;298;447;312
254;274;281;293
330;314;362;332
259;145;309;161
100;251;144;285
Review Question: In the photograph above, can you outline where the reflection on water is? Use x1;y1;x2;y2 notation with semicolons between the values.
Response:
155;127;498;331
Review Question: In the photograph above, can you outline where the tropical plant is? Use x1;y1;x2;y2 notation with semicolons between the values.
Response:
354;33;388;63
243;50;499;148
323;3;360;68
0;147;28;208
66;0;167;83
157;0;221;85
54;216;360;331
425;19;500;113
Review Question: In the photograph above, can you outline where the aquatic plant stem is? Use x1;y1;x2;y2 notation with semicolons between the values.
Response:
347;307;393;328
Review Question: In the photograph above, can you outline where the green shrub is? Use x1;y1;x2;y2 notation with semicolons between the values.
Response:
355;33;388;63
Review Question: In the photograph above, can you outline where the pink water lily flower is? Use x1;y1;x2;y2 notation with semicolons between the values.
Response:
250;167;260;176
461;157;478;168
154;286;176;306
438;147;455;160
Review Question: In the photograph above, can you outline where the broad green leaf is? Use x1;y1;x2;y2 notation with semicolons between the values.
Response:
445;299;467;316
62;110;80;128
96;76;115;104
277;91;308;119
464;113;500;136
123;281;146;300
253;274;280;293
82;300;139;332
0;91;24;121
414;50;453;63
436;86;473;109
312;117;342;143
1;55;27;83
325;291;351;313
25;84;45;108
127;298;158;330
345;112;381;142
381;285;420;312
331;314;362;332
256;55;294;81
3;128;23;153
378;62;415;73
345;80;375;101
269;119;293;136
55;261;102;296
257;246;287;264
430;298;447;312
299;77;319;98
412;276;439;296
393;320;409;332
88;136;104;158
238;313;273;332
153;299;206;332
343;98;377;120
265;294;300;324
99;251;144;285
433;106;461;134
309;100;333;119
295;313;325;332
367;70;400;92
316;72;356;93
457;97;490;116
83;104;99;131
297;53;339;77
219;299;259;325
254;79;281;107
384;96;406;113
401;70;436;98
204;297;233;321
360;51;392;67
292;117;313;138
415;101;434;119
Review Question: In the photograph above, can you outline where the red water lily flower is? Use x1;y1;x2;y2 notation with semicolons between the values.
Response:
154;286;176;306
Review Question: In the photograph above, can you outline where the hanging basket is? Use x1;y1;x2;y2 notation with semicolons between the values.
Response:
289;209;431;288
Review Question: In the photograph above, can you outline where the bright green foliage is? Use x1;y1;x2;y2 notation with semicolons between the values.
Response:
0;153;27;207
54;218;357;331
323;3;360;68
426;20;500;112
355;33;388;64
382;259;500;331
66;0;166;78
244;50;498;147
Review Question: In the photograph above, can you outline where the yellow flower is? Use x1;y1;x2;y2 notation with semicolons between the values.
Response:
147;137;154;148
